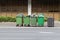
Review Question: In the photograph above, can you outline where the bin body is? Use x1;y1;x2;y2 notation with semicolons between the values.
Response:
37;13;44;27
23;16;30;26
38;17;44;26
30;17;37;26
16;16;22;26
47;18;54;27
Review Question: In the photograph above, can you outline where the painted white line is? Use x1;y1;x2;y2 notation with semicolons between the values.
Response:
40;32;54;34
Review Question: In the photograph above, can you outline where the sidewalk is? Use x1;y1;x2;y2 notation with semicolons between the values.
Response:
44;21;60;27
0;21;60;27
0;22;16;27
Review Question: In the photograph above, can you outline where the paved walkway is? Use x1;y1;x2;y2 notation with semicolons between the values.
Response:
0;21;60;27
0;22;16;27
44;21;60;27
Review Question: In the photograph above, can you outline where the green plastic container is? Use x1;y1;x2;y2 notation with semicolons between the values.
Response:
38;14;44;26
30;16;37;26
23;16;30;26
16;14;23;26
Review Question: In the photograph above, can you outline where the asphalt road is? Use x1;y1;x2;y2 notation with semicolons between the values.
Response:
0;27;60;40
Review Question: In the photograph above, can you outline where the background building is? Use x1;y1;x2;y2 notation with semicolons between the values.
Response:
0;0;60;20
0;0;28;17
32;0;60;20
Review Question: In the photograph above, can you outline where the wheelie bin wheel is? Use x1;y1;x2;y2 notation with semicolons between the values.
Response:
16;24;19;26
28;24;30;27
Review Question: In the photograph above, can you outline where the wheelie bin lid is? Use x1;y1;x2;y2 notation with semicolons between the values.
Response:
16;13;24;18
48;16;54;18
38;13;44;17
30;14;37;17
24;15;30;17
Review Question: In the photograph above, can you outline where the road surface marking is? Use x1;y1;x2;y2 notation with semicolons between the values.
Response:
40;32;54;34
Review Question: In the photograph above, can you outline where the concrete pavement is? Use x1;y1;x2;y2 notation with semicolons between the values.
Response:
0;22;16;27
0;21;60;27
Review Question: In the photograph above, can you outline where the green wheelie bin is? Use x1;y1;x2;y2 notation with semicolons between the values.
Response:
23;16;30;26
37;14;44;27
30;15;37;27
16;14;23;26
